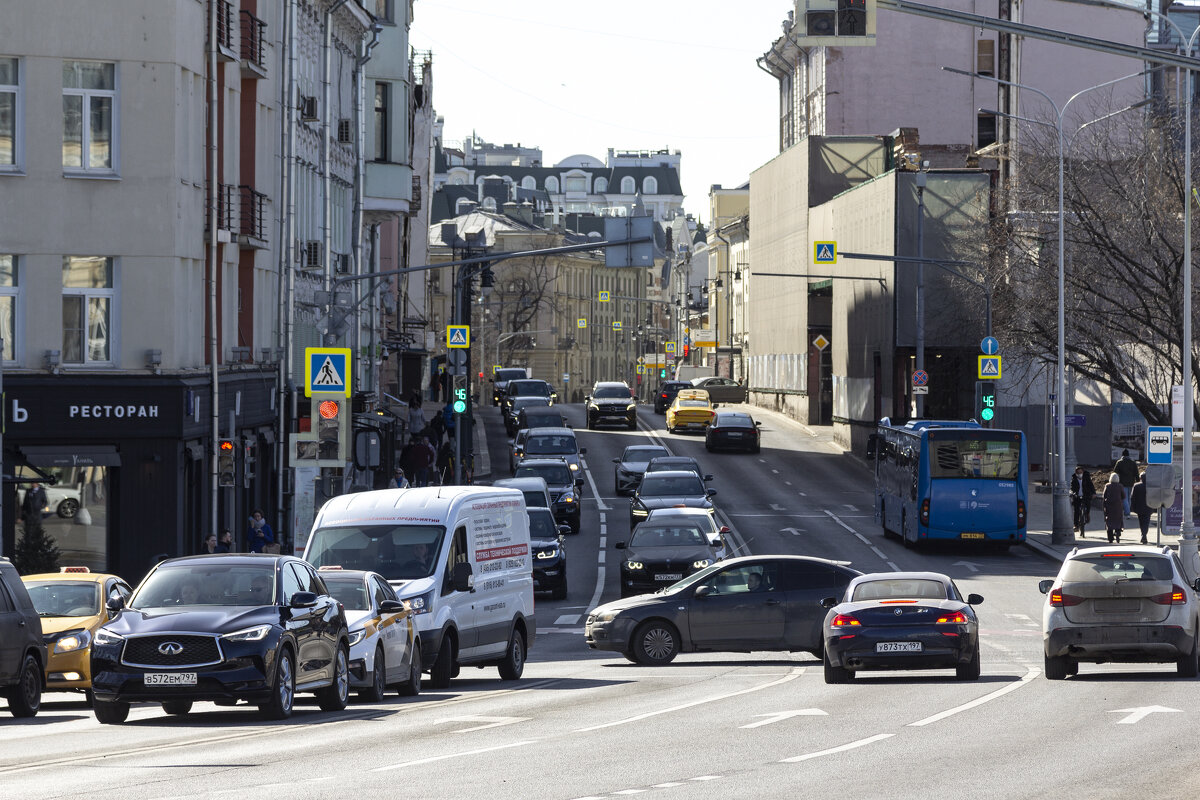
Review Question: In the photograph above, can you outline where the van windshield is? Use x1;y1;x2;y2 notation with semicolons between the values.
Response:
306;525;445;582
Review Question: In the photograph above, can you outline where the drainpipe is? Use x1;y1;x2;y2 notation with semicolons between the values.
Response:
323;0;350;313
208;0;221;539
353;24;381;392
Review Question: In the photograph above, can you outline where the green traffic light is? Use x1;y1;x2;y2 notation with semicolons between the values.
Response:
981;408;994;421
453;399;466;413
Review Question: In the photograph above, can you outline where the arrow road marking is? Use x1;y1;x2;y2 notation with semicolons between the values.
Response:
740;709;827;729
1108;706;1182;725
780;527;805;536
953;561;982;573
438;716;531;734
770;503;785;511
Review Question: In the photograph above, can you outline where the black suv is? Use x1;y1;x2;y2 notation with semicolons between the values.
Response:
0;558;46;717
90;554;350;723
653;381;693;414
587;381;637;429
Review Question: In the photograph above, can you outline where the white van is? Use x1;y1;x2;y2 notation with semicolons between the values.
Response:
303;486;534;688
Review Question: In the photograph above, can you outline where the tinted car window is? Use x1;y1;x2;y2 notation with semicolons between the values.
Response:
516;464;573;485
1061;555;1174;582
639;475;705;496
629;527;708;548
511;397;550;413
509;381;552;397
522;490;548;508
708;563;779;593
594;385;631;399
851;579;949;601
282;564;304;601
622;446;669;462
133;563;278;608
716;413;754;428
525;435;577;454
495;369;527;382
0;580;12;612
528;510;559;539
781;561;851;591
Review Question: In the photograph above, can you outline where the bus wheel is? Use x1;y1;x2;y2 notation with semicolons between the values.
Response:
880;503;897;540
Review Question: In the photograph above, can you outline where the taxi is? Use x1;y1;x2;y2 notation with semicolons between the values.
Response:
22;567;133;699
665;388;715;434
317;567;422;701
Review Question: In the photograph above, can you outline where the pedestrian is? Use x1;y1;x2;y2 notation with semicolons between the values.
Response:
246;508;275;553
429;408;446;445
409;391;426;435
409;435;435;486
1113;449;1139;516
442;400;457;439
202;533;218;554
399;436;419;482
388;467;409;489
1130;471;1153;545
216;529;234;553
1102;473;1126;543
1070;466;1096;537
437;440;454;485
22;482;48;522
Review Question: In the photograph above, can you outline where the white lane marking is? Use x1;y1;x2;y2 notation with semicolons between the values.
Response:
586;465;609;511
598;551;606;564
438;716;530;734
740;709;828;729
953;560;982;573
870;546;888;559
772;469;780;474
1004;613;1037;626
652;784;684;789
824;510;857;533
373;740;536;771
758;458;767;463
854;533;870;544
727;514;831;518
886;561;900;571
613;791;647;796
537;627;585;635
1109;706;1183;725
780;733;894;763
907;667;1039;727
554;614;581;625
785;481;792;486
600;523;607;535
769;503;785;511
844;504;859;512
690;776;723;781
781;527;805;536
576;668;805;732
799;492;807;497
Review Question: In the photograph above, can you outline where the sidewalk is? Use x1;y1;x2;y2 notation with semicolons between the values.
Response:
1022;485;1177;562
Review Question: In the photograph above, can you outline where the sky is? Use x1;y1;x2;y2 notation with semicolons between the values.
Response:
410;1;789;225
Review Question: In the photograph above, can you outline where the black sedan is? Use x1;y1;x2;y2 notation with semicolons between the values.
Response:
90;554;350;723
529;507;571;600
629;470;716;528
505;396;551;436
691;376;747;404
706;411;761;453
645;456;712;483
616;523;721;598
820;571;983;684
587;555;861;663
612;444;670;495
653;381;693;414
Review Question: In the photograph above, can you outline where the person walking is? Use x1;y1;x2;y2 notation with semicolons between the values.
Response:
1113;449;1139;517
414;435;437;487
216;529;234;553
1070;466;1096;537
408;391;427;438
201;533;218;554
246;509;275;553
437;440;454;485
1130;472;1153;545
1102;473;1126;543
22;482;48;522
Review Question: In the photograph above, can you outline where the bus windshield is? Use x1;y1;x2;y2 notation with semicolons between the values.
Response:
929;436;1021;480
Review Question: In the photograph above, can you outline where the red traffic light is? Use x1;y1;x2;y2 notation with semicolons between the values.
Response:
318;400;340;419
218;439;235;452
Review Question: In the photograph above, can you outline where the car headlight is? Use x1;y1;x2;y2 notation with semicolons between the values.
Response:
632;503;648;517
569;462;580;471
626;402;637;410
625;560;644;570
93;627;124;646
588;401;598;410
537;548;559;560
53;629;92;654
692;559;712;569
561;493;576;504
222;624;273;643
347;629;366;646
403;589;435;615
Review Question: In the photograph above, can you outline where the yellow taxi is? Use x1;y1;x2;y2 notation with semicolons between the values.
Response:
666;388;715;434
22;567;133;699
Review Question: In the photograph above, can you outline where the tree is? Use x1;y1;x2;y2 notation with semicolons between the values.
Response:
497;256;559;366
14;512;61;575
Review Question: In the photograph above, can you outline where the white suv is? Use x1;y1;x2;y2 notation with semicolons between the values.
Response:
1039;545;1200;679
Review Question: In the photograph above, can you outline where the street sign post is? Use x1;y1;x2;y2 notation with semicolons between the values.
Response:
598;291;611;303
981;336;1000;355
813;334;829;351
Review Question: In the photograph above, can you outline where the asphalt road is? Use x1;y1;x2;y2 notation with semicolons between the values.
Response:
4;401;1200;798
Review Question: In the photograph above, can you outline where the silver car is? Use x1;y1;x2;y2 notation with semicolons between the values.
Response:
1039;545;1200;679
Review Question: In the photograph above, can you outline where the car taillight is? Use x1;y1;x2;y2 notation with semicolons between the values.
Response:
920;498;930;526
936;611;968;624
1049;589;1083;607
1017;499;1026;528
1150;585;1188;605
831;614;861;628
661;393;667;398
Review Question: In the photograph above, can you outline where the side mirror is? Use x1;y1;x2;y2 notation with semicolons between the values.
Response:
576;478;584;488
106;595;125;613
694;585;715;598
558;525;572;537
754;420;762;427
579;447;587;455
614;541;627;549
821;596;839;609
1193;578;1200;593
703;474;714;481
710;540;722;548
712;403;720;409
290;591;318;609
1037;579;1054;595
966;593;984;606
379;599;405;614
706;488;718;497
585;396;592;403
452;562;474;593
612;458;620;464
719;526;730;534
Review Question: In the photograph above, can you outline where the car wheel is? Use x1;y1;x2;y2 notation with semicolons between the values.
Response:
56;498;80;519
83;689;94;708
397;644;422;697
360;646;387;702
1065;658;1079;677
587;416;595;430
823;650;854;684
623;649;639;663
162;700;193;716
1178;630;1200;678
498;628;526;681
258;647;296;720
1044;653;1069;681
628;420;637;430
317;644;351;711
428;635;454;690
8;654;42;718
956;645;981;681
93;697;130;724
551;576;568;601
751;444;761;454
632;620;680;665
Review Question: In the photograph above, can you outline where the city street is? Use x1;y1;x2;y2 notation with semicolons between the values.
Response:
3;402;1199;799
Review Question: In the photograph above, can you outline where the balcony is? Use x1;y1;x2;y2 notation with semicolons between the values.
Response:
207;0;238;62
237;185;268;249
239;11;267;78
205;183;235;236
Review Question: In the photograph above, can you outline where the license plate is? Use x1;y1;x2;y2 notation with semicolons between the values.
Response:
726;432;743;438
876;642;922;653
144;672;198;686
654;573;683;582
960;532;985;540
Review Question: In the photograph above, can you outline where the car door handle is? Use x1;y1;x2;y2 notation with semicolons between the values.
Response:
16;619;25;627
765;599;781;606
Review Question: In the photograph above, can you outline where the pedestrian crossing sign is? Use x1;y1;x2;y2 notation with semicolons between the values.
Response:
665;341;676;355
578;318;587;328
814;241;837;264
599;291;611;302
978;355;1002;379
613;321;622;330
447;325;470;349
304;347;352;397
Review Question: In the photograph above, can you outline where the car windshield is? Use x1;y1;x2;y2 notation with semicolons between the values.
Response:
512;397;549;412
322;578;369;611
623;447;669;464
594;386;631;399
528;511;559;539
306;524;445;581
510;381;551;397
850;579;949;602
516;464;573;486
647;512;718;534
523;412;562;428
24;581;101;617
630;526;708;548
525;435;576;455
1061;555;1174;582
496;369;527;382
639;475;706;496
132;563;278;608
521;490;549;508
647;460;698;474
718;414;754;428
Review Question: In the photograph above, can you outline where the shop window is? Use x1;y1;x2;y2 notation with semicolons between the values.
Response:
16;464;110;572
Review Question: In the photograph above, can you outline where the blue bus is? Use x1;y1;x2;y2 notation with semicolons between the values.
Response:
870;418;1028;548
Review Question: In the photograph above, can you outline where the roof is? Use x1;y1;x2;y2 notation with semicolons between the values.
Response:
22;570;119;583
313;485;524;527
524;426;575;437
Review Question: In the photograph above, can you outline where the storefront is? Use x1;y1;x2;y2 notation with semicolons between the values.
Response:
2;370;278;583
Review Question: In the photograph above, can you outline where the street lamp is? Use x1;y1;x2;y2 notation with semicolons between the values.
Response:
942;65;1149;545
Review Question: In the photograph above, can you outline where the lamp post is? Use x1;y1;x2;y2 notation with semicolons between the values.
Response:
943;65;1150;545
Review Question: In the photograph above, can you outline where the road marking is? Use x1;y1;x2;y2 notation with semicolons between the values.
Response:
598;551;606;564
781;527;805;536
769;503;785;511
887;561;900;571
785;481;792;486
600;523;607;535
854;533;869;544
438;715;531;734
576;668;804;732
953;560;982;573
771;469;780;474
1108;706;1182;724
373;740;536;771
844;504;859;512
613;791;647;796
586;465;609;511
1004;613;1037;626
758;458;767;463
870;546;887;559
652;784;684;789
781;733;894;763
555;614;581;625
907;667;1039;727
740;709;827;729
690;776;722;781
824;509;857;533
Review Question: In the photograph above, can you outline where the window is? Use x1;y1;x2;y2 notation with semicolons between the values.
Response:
976;39;995;76
442;525;468;596
282;563;304;601
62;256;114;364
0;57;20;169
521;176;536;190
374;0;394;23
565;175;587;192
620;176;635;194
643;176;658;194
595;177;608;193
0;255;16;361
374;82;390;161
482;196;497;210
62;60;116;173
978;113;997;149
545;176;559;192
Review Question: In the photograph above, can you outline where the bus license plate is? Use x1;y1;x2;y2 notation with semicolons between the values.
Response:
876;642;922;653
144;672;197;686
654;573;683;582
960;532;985;540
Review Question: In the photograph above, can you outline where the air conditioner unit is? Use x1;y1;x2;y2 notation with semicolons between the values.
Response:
299;95;318;121
301;240;322;269
335;253;352;274
337;119;352;144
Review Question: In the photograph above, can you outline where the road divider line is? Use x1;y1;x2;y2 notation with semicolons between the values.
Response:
373;740;536;772
870;546;887;559
823;509;858;533
906;667;1039;727
854;533;870;544
887;561;900;571
586;464;609;511
780;733;894;763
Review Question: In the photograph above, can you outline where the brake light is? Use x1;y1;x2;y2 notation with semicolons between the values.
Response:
936;611;968;624
1017;499;1026;528
1049;589;1083;607
831;614;861;628
1150;585;1188;605
880;599;917;604
920;498;930;526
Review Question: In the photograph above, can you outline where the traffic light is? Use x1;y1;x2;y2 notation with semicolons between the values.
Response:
217;439;236;487
453;387;467;414
976;381;997;425
659;369;666;379
838;0;867;36
314;397;345;460
799;0;874;45
243;439;256;487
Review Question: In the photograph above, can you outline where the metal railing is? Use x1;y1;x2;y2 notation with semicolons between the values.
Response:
205;183;235;233
238;185;267;241
239;10;266;70
208;0;235;53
